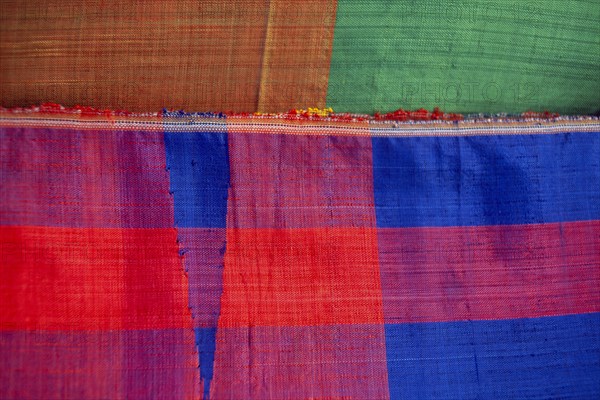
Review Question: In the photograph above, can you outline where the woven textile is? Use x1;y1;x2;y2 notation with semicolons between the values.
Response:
1;1;599;114
1;108;599;399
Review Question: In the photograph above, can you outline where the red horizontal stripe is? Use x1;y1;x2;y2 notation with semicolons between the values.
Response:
379;220;600;323
219;228;384;327
0;226;192;330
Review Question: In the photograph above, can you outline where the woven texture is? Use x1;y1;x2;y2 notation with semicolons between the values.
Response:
1;109;599;399
0;0;336;113
327;0;600;114
1;1;599;114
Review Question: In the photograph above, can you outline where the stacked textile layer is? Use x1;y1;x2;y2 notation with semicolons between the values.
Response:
1;1;599;114
1;108;598;399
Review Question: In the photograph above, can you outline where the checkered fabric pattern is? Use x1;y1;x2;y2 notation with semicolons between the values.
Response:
1;109;599;399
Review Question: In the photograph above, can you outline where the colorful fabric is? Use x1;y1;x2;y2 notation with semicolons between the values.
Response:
1;1;599;114
1;107;599;399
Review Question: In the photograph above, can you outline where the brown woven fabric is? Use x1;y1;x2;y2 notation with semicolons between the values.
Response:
0;1;336;112
257;1;337;112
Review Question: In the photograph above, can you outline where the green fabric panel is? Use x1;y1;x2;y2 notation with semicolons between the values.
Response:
327;1;600;114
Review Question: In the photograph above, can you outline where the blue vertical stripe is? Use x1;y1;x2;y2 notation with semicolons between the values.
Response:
372;131;600;227
385;313;600;399
164;120;230;399
164;123;230;228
